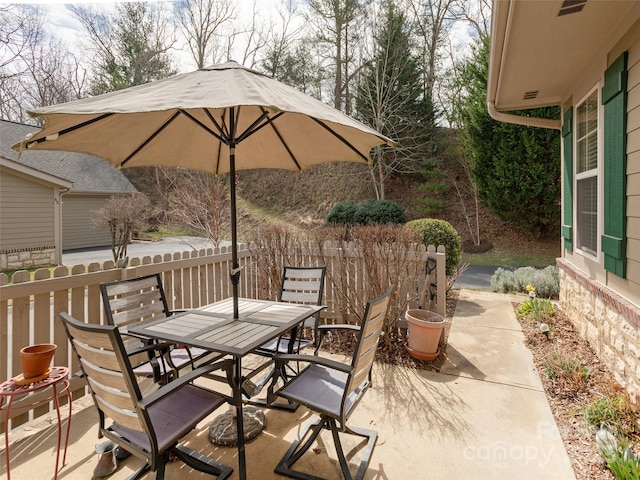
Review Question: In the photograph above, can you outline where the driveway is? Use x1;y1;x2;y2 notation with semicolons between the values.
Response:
62;236;230;265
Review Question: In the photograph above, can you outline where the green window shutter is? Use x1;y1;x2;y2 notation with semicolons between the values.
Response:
562;107;573;251
601;51;628;278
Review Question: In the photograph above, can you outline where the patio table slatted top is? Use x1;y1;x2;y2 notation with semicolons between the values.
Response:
129;297;325;358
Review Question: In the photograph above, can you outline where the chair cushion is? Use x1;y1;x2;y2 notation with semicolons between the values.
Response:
110;384;225;454
259;337;313;354
278;364;365;419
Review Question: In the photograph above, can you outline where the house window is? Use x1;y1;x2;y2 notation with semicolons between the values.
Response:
575;89;599;256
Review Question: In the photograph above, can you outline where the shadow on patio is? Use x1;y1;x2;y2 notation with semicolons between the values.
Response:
2;290;576;480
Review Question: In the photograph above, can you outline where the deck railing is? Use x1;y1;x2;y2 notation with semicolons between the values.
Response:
0;241;445;433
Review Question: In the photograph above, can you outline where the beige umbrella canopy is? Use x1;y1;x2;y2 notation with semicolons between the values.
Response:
13;61;395;317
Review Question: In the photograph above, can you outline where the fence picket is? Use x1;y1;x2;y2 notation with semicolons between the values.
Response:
0;241;445;432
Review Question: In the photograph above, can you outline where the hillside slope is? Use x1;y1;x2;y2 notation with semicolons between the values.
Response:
235;144;559;266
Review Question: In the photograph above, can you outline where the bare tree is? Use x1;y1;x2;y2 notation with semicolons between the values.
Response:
93;193;156;263
407;0;460;98
169;172;230;248
20;37;87;113
0;4;42;72
175;0;236;69
0;5;87;123
71;2;177;94
224;0;269;68
306;0;367;113
356;1;438;199
456;0;491;40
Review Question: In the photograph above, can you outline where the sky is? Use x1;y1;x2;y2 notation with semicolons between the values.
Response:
6;0;476;74
9;0;299;73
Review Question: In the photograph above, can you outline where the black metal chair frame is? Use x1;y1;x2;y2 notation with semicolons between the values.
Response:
100;273;215;383
244;266;326;409
267;285;393;480
61;311;234;480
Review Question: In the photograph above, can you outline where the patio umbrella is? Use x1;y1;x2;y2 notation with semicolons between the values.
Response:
13;61;395;318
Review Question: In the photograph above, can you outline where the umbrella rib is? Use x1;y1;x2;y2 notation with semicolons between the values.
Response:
256;108;301;170
27;113;114;147
121;110;182;167
183;109;229;144
236;111;284;143
310;117;370;162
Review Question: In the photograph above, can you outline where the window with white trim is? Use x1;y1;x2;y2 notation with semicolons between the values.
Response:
575;88;599;256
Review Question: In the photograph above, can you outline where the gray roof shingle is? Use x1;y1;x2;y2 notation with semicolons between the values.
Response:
1;119;136;194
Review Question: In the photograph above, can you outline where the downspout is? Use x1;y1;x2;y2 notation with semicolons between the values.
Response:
487;101;561;130
55;187;70;265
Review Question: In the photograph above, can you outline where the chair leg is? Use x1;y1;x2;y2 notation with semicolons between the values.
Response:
275;417;327;480
275;416;377;480
124;463;151;480
332;422;377;480
172;444;233;480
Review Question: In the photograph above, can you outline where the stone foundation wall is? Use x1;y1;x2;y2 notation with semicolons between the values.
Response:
0;247;56;270
558;258;640;403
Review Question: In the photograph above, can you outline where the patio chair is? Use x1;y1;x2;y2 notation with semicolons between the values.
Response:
267;285;393;480
257;266;326;355
100;274;214;383
242;267;325;404
60;312;234;480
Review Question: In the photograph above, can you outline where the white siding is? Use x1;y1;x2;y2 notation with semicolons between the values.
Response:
62;195;112;250
0;171;55;250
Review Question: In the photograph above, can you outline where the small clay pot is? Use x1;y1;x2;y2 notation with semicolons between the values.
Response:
20;343;56;379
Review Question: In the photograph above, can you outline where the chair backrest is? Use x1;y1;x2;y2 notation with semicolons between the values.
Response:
101;273;171;329
344;286;393;400
278;266;326;328
60;312;145;433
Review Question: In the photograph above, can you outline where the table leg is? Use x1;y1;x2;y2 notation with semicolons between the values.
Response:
235;356;247;480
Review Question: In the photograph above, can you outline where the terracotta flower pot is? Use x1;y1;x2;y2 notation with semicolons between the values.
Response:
20;343;56;379
405;309;446;361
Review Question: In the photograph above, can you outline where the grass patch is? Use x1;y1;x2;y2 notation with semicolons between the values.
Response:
462;250;557;266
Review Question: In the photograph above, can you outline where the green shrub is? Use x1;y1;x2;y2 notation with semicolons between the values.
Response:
516;297;554;321
326;201;358;224
585;397;635;438
405;218;461;276
327;200;406;225
491;265;559;298
353;199;406;225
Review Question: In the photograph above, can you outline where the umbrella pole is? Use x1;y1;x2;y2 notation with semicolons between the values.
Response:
229;144;240;319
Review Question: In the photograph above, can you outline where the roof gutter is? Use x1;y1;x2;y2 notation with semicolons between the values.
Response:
487;101;561;130
487;0;561;131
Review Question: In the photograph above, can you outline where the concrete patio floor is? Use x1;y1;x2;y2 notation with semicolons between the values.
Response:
2;289;576;479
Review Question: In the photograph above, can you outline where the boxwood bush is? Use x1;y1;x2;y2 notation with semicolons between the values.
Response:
326;201;358;224
326;199;406;225
405;218;461;276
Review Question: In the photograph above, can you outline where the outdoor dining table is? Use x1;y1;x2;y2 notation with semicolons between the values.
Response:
129;296;325;480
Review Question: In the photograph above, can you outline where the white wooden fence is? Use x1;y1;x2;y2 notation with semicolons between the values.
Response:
0;241;445;432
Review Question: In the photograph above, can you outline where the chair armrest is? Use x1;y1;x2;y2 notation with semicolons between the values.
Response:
317;324;360;333
126;341;172;357
267;354;352;404
140;358;234;408
273;353;352;374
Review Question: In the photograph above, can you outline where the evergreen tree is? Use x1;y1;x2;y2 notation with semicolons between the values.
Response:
458;37;561;238
355;1;438;199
